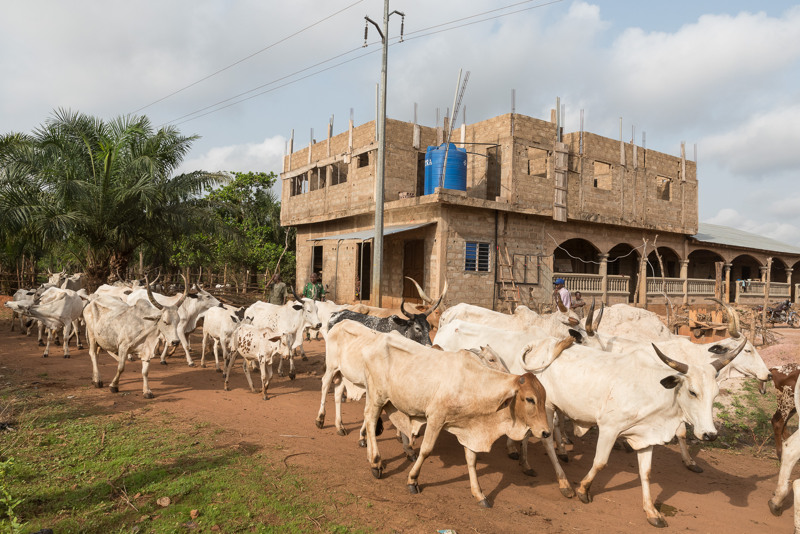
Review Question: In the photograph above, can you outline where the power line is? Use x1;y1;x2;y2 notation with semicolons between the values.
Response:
131;0;367;115
163;0;563;127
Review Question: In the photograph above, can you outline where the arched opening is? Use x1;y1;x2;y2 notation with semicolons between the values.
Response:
647;247;681;278
553;238;600;275
687;249;724;280
608;243;640;303
771;258;788;284
731;254;763;302
792;260;800;302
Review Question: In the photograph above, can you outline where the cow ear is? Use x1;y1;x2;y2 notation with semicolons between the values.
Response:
497;387;517;411
292;304;303;311
660;375;681;389
707;344;727;355
431;344;443;350
391;316;405;325
143;313;161;322
568;329;583;344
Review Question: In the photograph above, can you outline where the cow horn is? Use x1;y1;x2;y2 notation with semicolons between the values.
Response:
585;298;596;335
652;344;689;374
594;301;604;330
400;299;414;319
405;276;433;304
422;281;448;318
707;297;741;338
145;275;163;310
290;285;301;302
150;271;161;286
175;274;189;308
711;338;747;372
553;337;574;359
555;292;568;313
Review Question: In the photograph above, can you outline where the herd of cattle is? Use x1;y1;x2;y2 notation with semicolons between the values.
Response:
5;271;800;529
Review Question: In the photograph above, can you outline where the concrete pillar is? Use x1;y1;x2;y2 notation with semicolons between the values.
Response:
599;254;609;305
680;259;690;305
724;263;732;303
638;257;648;307
760;265;768;282
786;268;794;284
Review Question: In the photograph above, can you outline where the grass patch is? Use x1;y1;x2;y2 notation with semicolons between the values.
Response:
710;377;784;455
0;393;370;534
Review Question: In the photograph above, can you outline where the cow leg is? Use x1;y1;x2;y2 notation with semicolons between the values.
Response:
42;328;53;358
576;428;617;504
400;432;417;462
260;359;273;400
242;359;256;392
769;429;800;516
540;433;575;498
74;320;83;349
506;437;521;460
159;335;169;364
406;419;444;494
636;446;667;528
88;331;103;389
296;343;308;361
62;323;71;359
223;351;238;391
773;407;795;461
676;422;702;472
553;411;570;459
38;322;45;347
178;327;195;366
216;339;226;372
141;359;154;399
108;350;128;394
517;435;536;477
334;380;348;436
315;365;336;430
463;447;491;507
363;396;386;478
200;333;209;368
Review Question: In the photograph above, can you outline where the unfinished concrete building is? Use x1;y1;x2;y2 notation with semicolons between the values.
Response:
280;110;800;311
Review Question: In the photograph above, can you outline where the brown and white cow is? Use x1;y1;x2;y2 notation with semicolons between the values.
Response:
326;320;551;508
224;323;284;400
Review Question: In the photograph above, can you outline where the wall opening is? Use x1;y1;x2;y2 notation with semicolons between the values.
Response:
332;160;348;185
403;240;425;298
486;146;501;200
311;245;323;277
527;146;548;177
357;152;370;168
416;152;426;196
593;161;613;190
656;176;671;201
357;242;371;301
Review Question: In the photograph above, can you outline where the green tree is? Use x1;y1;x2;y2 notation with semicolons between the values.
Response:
0;109;224;289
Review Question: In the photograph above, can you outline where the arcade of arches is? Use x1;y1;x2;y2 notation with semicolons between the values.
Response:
552;238;800;305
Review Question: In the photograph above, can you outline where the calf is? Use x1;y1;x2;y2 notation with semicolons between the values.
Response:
328;321;550;508
224;324;284;400
770;363;800;460
7;288;36;334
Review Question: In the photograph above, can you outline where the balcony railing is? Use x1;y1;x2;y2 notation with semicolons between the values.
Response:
736;280;791;302
646;277;685;295
555;273;629;296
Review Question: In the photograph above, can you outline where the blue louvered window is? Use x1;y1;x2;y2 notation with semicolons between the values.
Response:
465;242;490;272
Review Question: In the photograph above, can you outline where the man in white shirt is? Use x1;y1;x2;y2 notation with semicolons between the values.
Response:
553;277;571;309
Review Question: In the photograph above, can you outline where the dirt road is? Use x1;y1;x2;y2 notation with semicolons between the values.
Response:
0;318;797;533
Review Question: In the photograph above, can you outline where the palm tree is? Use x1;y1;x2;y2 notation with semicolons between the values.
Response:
0;109;225;289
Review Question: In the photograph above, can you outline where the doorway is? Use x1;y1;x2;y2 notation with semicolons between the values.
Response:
357;242;371;301
403;240;425;299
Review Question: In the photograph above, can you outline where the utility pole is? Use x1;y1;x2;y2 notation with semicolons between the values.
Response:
365;1;404;307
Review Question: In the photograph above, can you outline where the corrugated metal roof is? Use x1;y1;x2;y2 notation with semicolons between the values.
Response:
693;223;800;255
307;222;434;242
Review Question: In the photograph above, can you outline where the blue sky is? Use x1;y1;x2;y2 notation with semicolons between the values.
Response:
2;1;800;245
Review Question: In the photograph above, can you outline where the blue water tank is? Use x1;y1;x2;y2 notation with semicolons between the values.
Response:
423;143;467;195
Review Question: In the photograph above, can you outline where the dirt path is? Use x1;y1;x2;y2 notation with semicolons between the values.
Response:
0;319;797;533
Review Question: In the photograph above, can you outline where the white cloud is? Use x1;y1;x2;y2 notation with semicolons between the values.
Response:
706;208;800;247
178;135;286;175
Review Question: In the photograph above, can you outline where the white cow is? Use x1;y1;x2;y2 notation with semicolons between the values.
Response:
325;321;552;508
768;380;800;528
293;299;349;361
201;304;246;371
7;288;36;334
244;298;322;380
126;283;220;366
5;287;86;358
83;282;187;398
60;273;87;291
223;323;285;399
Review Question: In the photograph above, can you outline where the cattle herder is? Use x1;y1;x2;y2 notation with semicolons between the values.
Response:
267;273;288;306
553;277;571;309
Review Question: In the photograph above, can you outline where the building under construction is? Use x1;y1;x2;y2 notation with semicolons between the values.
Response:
279;108;800;311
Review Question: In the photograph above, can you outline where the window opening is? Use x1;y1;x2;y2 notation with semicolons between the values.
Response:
465;242;490;272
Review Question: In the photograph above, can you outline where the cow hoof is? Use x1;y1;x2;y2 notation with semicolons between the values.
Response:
143;392;154;399
63;355;70;359
42;354;48;358
278;371;285;377
78;345;83;350
560;486;575;499
686;464;703;473
301;356;308;361
337;428;348;437
93;381;103;389
315;418;324;429
188;362;195;367
407;482;420;494
289;373;296;381
109;386;119;394
508;452;520;461
577;491;591;504
371;467;382;479
38;341;45;347
478;498;492;508
522;468;537;477
557;453;569;463
160;361;168;365
216;368;222;373
376;417;384;436
358;439;367;448
262;395;269;401
406;452;418;463
769;499;784;516
647;516;668;528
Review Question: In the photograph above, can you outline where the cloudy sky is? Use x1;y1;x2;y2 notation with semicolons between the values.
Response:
3;1;800;244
